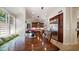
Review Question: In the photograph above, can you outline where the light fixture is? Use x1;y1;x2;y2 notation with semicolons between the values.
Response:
41;7;44;10
37;16;39;18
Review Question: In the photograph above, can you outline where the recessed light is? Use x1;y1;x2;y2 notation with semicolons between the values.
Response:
41;7;44;10
37;16;39;18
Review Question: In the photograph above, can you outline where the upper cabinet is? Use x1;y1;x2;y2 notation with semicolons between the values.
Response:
32;22;44;28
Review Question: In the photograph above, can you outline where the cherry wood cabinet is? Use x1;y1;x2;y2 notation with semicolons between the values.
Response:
50;13;63;43
58;13;63;43
32;22;44;28
32;22;38;28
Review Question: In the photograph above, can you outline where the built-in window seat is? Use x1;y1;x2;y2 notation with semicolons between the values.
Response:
0;34;19;51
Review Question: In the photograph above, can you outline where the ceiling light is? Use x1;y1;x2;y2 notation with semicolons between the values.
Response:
41;7;44;10
37;16;39;18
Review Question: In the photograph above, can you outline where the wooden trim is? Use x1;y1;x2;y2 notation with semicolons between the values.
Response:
49;13;63;21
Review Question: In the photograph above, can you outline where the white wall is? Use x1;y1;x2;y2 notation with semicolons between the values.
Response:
48;7;78;45
63;7;78;45
47;7;65;19
15;8;26;50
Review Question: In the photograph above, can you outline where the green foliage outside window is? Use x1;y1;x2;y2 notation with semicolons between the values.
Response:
0;9;6;22
0;34;19;46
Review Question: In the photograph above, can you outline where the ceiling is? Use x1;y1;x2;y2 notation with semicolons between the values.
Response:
26;7;53;22
25;7;64;23
3;7;64;23
4;7;25;16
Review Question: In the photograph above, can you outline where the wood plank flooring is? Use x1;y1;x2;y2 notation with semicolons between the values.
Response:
24;33;59;51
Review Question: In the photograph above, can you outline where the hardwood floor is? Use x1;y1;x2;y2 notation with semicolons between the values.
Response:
24;33;59;51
